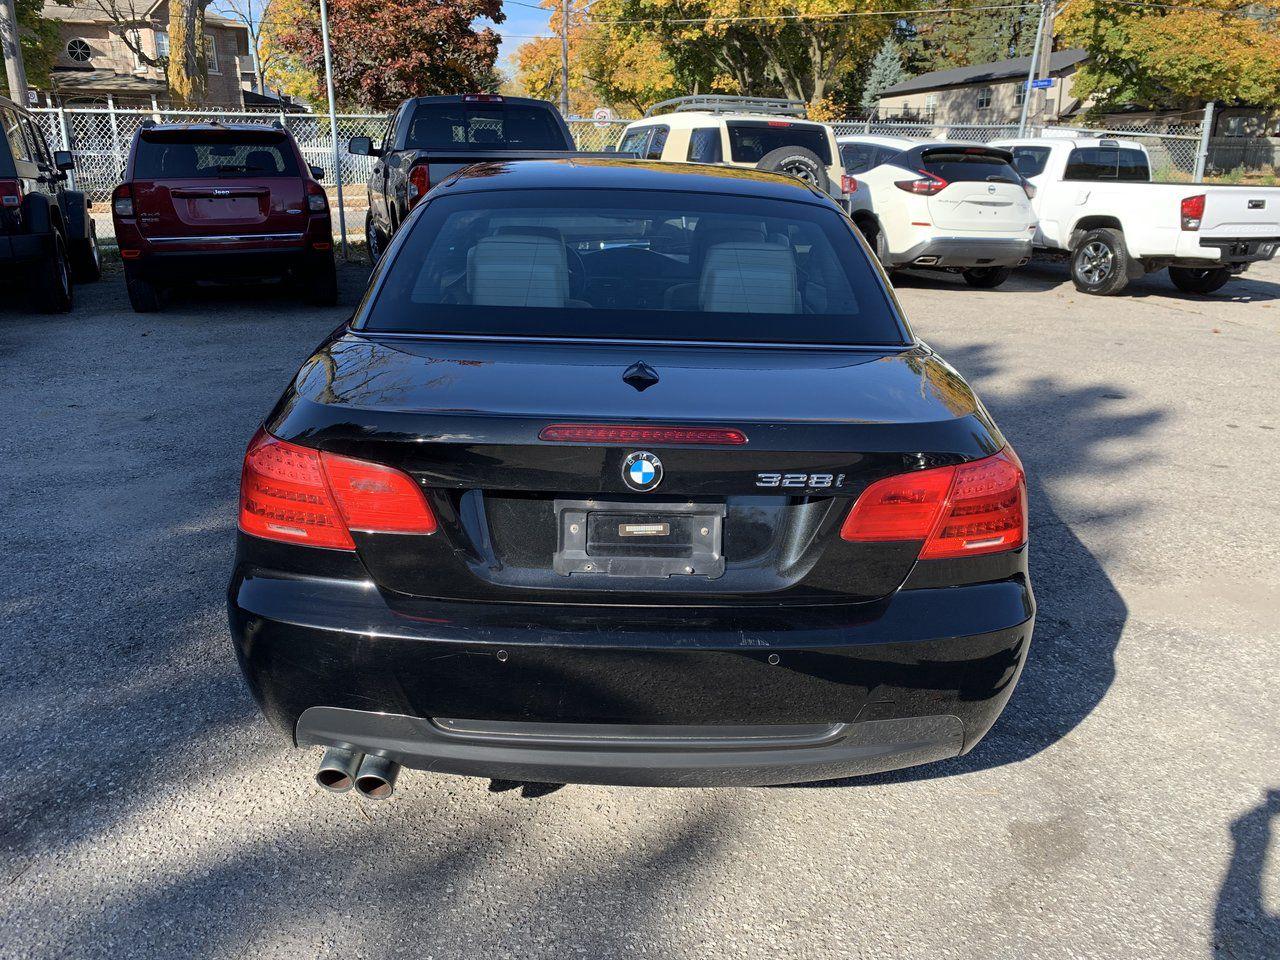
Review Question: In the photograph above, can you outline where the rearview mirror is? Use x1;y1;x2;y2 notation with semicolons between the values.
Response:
53;150;75;172
348;136;380;157
310;165;326;180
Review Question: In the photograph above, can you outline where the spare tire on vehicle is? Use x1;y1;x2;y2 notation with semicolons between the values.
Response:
755;146;830;194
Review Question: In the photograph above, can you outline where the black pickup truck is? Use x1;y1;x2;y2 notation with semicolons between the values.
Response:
349;94;619;262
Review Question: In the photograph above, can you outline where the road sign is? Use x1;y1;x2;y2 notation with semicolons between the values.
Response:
1031;78;1054;90
593;107;616;128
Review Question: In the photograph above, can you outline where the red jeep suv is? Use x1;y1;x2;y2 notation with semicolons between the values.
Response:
112;122;337;312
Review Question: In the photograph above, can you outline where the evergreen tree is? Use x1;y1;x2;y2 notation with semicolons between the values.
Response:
861;36;907;111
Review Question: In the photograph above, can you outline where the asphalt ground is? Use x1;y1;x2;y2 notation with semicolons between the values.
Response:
1;255;1277;959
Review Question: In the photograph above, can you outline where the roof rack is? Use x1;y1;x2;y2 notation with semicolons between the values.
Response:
643;95;809;119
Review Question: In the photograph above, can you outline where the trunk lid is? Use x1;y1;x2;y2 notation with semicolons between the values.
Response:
917;146;1032;233
267;334;1003;607
130;128;308;241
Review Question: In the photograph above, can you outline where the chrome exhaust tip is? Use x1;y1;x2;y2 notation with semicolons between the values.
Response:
315;746;363;793
913;255;940;266
354;753;400;800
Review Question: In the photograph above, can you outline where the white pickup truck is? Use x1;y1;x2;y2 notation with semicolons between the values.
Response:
991;135;1280;295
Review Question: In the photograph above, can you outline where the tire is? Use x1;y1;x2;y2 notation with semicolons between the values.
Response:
1168;265;1231;295
70;221;102;283
125;267;161;313
962;266;1013;289
755;146;831;195
31;233;73;313
1070;227;1134;296
304;252;339;306
365;211;383;265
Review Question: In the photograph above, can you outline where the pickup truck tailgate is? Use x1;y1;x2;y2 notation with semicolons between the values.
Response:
1202;188;1280;238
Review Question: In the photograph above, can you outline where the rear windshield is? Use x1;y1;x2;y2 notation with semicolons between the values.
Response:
404;102;567;150
918;149;1018;183
1064;147;1150;181
133;130;299;178
360;189;905;345
727;122;832;165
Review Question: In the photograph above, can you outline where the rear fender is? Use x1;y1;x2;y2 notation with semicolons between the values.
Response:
59;190;92;240
22;193;64;239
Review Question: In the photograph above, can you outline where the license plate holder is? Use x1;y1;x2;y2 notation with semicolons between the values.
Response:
552;499;725;578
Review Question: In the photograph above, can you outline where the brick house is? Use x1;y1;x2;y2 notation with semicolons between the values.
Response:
39;1;256;108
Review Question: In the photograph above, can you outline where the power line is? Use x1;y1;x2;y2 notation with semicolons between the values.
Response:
592;1;1040;26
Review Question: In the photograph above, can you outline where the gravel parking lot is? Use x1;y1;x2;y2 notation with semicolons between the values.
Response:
1;257;1277;960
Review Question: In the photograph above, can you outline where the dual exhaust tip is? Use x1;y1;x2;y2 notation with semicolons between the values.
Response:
316;746;399;800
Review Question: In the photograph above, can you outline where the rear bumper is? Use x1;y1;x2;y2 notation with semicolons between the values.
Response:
228;551;1035;787
123;245;325;281
1183;236;1280;266
894;236;1032;269
0;231;54;265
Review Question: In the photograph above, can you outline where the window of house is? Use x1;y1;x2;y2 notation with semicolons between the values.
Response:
1222;115;1249;137
976;88;993;110
65;38;92;63
205;35;220;74
155;31;169;60
925;93;937;116
1014;84;1026;107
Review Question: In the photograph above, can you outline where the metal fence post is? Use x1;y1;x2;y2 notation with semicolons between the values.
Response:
56;106;75;189
1193;101;1215;182
107;96;122;180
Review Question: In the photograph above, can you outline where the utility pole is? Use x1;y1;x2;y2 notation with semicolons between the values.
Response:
0;0;28;106
318;0;347;259
1032;0;1055;131
1016;0;1049;136
558;0;568;119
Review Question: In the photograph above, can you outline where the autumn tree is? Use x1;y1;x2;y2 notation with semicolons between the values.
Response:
2;0;58;97
279;0;502;109
1059;0;1280;110
258;0;320;103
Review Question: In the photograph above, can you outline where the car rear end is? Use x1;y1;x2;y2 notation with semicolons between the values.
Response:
112;124;334;306
228;162;1033;792
888;144;1035;268
1173;187;1280;268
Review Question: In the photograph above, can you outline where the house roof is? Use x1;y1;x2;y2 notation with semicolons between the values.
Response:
881;48;1089;97
41;1;246;30
50;67;165;93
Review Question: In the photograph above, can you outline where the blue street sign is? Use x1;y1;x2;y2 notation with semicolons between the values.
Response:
1031;78;1054;89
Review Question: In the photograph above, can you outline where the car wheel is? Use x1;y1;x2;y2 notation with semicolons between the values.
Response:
365;212;382;264
125;266;161;313
755;146;831;195
1168;265;1231;295
962;266;1013;289
1071;228;1133;296
32;233;74;313
304;252;339;306
70;221;103;283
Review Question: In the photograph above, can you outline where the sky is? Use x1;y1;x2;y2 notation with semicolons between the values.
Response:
489;3;556;80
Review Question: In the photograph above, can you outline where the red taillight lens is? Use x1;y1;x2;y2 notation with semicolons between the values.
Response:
840;173;858;195
1181;193;1205;231
0;179;21;208
894;171;948;196
407;163;430;208
321;451;438;535
306;181;328;213
463;94;504;103
841;448;1026;559
539;423;748;445
1022;179;1036;200
238;429;436;549
111;184;134;217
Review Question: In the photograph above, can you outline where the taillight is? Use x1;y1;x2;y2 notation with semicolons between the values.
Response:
111;184;134;217
894;171;948;196
238;429;437;549
1181;193;1205;231
407;163;430;208
1022;179;1036;200
840;447;1026;559
539;423;748;445
306;181;328;213
463;94;503;103
0;179;21;208
840;173;858;195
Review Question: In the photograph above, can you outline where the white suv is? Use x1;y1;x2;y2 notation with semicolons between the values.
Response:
836;136;1036;288
616;97;856;209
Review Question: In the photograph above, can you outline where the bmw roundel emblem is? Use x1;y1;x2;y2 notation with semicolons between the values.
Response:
622;451;663;492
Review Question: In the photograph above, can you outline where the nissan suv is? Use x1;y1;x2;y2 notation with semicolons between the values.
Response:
111;121;337;312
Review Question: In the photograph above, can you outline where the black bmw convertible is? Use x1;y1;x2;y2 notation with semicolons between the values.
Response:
228;159;1033;797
